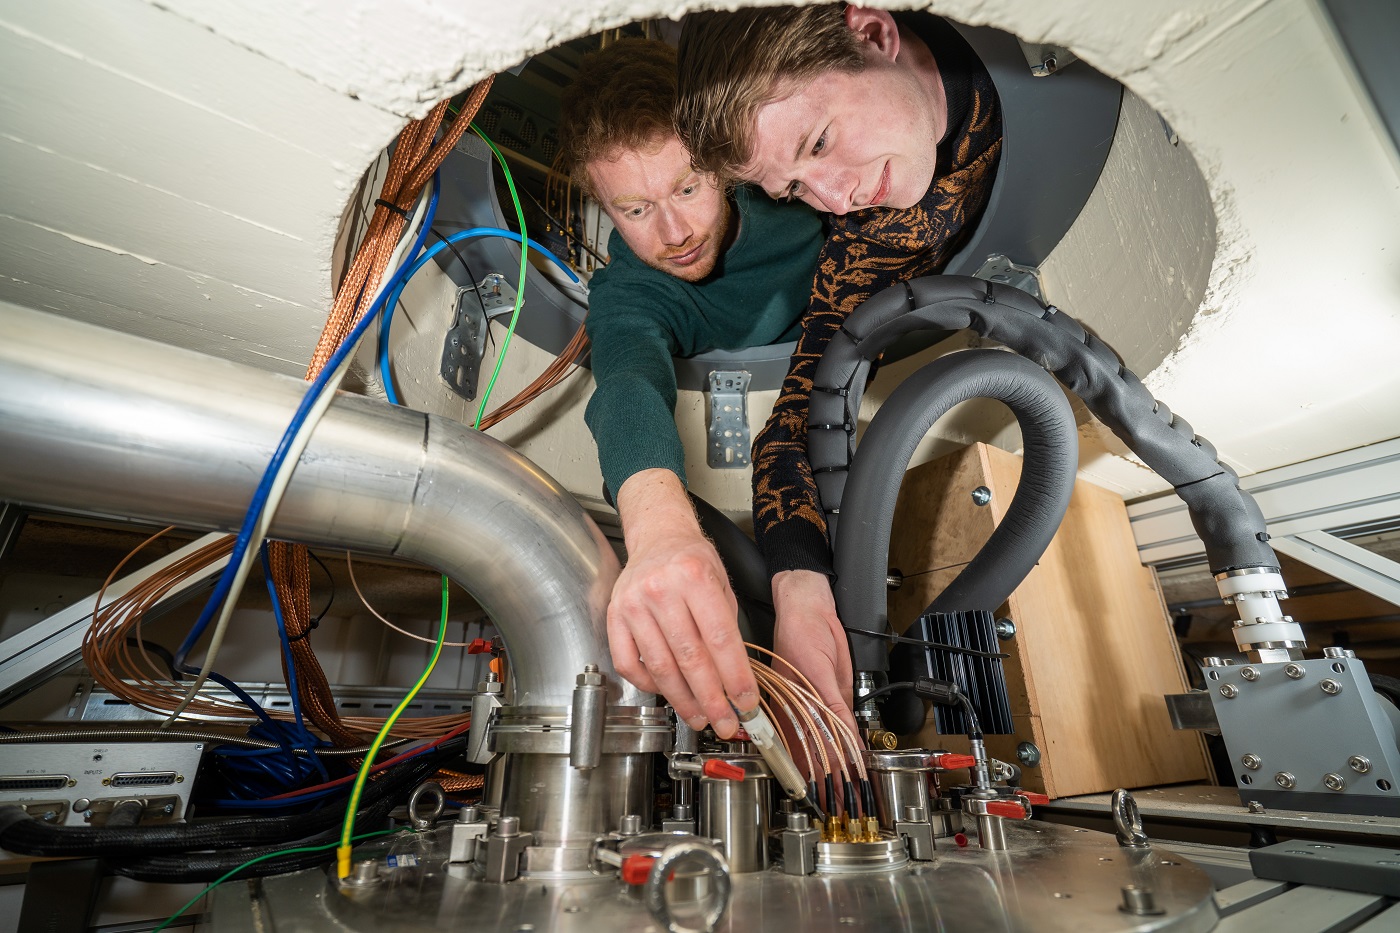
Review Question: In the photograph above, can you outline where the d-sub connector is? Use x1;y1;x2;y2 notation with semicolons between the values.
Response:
106;771;178;788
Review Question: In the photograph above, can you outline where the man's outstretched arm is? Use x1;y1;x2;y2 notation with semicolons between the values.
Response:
607;468;760;738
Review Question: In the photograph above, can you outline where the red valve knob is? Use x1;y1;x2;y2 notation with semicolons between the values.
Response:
928;753;977;770
1018;791;1050;807
702;760;747;781
621;855;655;886
985;800;1027;820
953;832;969;848
466;638;493;655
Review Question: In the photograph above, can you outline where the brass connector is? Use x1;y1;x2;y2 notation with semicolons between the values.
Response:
846;816;862;840
862;816;881;842
868;730;898;750
824;815;848;843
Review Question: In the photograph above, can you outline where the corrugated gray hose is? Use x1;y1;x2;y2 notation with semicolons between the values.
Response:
809;276;1279;672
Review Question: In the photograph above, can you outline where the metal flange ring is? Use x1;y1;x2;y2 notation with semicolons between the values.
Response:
641;840;732;933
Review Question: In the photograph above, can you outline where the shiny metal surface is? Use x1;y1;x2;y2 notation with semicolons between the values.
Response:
867;749;933;830
491;706;671;755
500;752;652;847
209;819;1218;933
697;756;771;873
1046;784;1400;839
0;303;635;708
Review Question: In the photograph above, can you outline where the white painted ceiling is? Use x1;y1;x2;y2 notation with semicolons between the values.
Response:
1;0;1397;508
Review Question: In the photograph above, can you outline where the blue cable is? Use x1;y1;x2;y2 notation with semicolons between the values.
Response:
377;226;579;405
173;178;444;671
260;543;330;782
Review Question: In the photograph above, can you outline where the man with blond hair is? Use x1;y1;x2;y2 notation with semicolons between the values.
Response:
676;4;1003;726
559;38;824;738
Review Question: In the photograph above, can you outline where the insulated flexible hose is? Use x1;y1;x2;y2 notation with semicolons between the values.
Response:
809;276;1278;577
831;350;1078;671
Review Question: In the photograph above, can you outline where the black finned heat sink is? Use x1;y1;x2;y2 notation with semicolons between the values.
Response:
913;609;1014;735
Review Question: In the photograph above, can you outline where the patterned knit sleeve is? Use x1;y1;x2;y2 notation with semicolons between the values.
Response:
751;231;927;577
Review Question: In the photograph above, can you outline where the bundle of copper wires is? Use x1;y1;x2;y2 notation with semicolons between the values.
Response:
478;314;589;431
81;527;470;742
78;78;602;747
746;645;878;840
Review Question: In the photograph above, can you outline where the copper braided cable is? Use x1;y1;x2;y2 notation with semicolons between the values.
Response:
268;79;494;746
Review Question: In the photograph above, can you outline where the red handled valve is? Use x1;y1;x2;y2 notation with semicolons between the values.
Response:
927;753;978;770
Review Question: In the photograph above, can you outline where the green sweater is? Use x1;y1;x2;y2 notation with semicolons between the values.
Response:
585;186;824;498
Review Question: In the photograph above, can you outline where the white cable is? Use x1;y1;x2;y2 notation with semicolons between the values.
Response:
164;184;434;725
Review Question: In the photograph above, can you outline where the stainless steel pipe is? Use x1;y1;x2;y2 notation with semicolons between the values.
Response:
0;302;641;708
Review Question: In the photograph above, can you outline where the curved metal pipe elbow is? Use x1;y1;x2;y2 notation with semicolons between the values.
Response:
0;301;640;708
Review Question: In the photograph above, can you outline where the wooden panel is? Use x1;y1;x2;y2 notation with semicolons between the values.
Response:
896;443;1210;798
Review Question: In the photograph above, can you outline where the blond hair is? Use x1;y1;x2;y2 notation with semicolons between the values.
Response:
676;5;865;180
559;38;679;196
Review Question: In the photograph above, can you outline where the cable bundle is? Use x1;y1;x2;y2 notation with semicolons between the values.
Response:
745;646;877;839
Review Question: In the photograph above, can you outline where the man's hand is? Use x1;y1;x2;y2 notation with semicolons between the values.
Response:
771;569;858;736
607;470;759;738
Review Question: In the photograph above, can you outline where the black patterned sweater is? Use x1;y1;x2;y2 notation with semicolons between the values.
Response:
752;13;1003;578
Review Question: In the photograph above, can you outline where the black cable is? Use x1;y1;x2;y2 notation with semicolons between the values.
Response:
124;637;182;682
842;780;858;820
846;627;1008;659
0;739;463;858
522;187;609;266
859;681;915;704
430;228;489;318
307;550;336;627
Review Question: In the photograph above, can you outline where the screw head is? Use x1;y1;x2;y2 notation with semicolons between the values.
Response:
1241;754;1262;770
1320;679;1343;695
1274;772;1296;789
994;618;1017;640
1348;756;1372;774
1322;647;1346;659
1219;684;1239;699
1241;667;1259;681
1016;742;1041;767
1324;773;1346;792
971;486;992;506
1247;801;1266;814
496;816;520;837
1284;663;1305;680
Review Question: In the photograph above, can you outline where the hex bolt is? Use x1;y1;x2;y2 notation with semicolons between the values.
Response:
1284;663;1305;680
1274;772;1296;789
1247;801;1266;814
994;618;1016;640
1202;656;1226;668
1348;756;1372;774
1219;684;1239;699
1241;754;1262;771
496;816;520;838
1323;773;1346;792
1241;667;1259;682
1319;679;1343;696
786;812;810;831
1016;742;1041;767
971;486;992;506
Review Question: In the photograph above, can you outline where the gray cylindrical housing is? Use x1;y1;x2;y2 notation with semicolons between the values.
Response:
0;302;638;709
500;752;653;848
866;750;933;830
697;756;771;873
